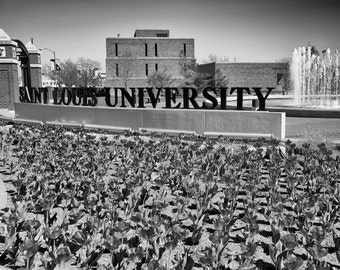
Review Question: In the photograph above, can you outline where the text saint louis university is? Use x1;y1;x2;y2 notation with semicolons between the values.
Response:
19;86;274;111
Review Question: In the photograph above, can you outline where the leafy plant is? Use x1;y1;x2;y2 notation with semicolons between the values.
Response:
1;122;340;269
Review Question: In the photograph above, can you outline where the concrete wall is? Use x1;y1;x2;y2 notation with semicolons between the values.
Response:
14;103;286;139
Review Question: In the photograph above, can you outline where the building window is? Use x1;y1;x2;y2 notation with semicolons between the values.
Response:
116;64;119;76
155;44;158;57
0;47;6;57
12;47;17;58
115;44;118;57
155;63;158;71
277;73;283;85
183;44;187;57
145;44;148;57
156;33;168;37
145;64;148;76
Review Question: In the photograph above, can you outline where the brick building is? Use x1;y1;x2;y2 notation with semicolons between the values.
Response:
0;29;18;109
105;29;195;88
0;29;42;109
198;62;287;92
25;39;42;89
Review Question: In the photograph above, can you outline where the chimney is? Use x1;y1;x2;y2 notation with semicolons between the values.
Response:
30;37;34;44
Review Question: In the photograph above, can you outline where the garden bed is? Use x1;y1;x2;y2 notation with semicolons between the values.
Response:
0;122;340;269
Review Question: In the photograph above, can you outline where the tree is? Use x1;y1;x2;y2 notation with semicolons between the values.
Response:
192;72;212;93
117;51;136;89
179;53;212;93
201;54;229;64
76;57;101;87
42;58;101;88
41;64;51;76
180;64;211;93
56;59;78;87
41;63;59;84
307;42;319;56
212;68;228;95
277;57;292;91
147;69;174;88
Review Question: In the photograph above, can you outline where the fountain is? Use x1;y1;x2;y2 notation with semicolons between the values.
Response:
291;46;340;107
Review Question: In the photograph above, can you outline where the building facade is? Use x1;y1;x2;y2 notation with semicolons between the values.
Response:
198;62;288;92
0;29;18;109
105;29;195;88
0;29;42;109
25;39;42;89
41;74;57;87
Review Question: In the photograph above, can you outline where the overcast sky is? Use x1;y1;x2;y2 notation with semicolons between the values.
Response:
1;0;339;70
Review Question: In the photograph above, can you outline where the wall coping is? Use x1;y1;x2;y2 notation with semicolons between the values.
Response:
0;59;18;64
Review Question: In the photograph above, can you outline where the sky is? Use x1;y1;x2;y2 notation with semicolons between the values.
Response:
1;0;340;71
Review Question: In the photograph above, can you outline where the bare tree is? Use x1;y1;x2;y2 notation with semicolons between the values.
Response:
41;63;59;84
213;68;229;95
76;57;101;87
117;51;136;89
202;54;229;64
277;57;292;91
42;58;101;88
56;59;78;87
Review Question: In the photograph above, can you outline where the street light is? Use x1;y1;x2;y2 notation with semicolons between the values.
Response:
39;47;57;71
40;47;59;90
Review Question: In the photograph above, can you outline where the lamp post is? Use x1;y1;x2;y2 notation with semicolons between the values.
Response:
40;48;59;89
39;47;57;71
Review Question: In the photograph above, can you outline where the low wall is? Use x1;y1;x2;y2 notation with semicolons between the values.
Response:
14;103;286;139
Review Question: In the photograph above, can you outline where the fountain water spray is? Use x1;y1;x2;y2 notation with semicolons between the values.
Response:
291;46;340;107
